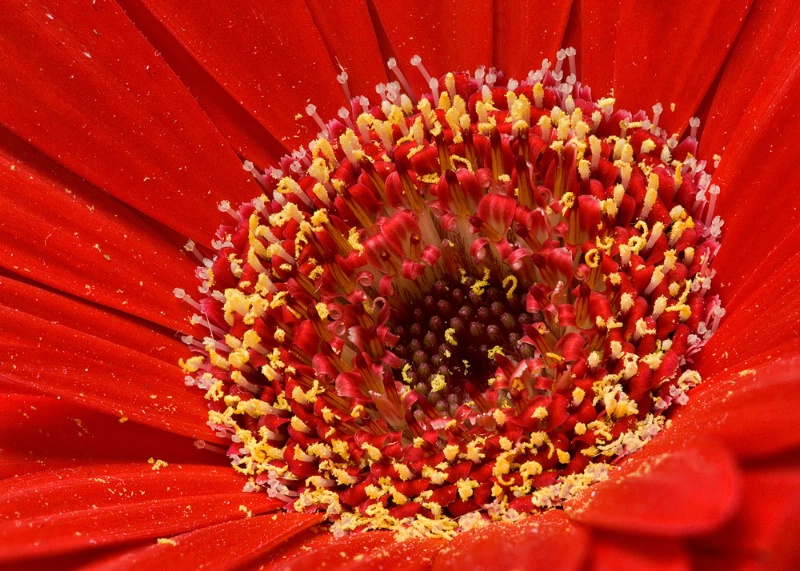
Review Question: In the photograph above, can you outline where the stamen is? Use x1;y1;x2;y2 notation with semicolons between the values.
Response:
336;69;352;103
217;200;242;222
410;54;433;86
651;102;663;131
704;184;721;226
337;107;355;130
554;49;567;75
173;288;202;312
242;160;268;189
387;58;416;102
689;116;701;139
428;77;440;102
305;104;329;138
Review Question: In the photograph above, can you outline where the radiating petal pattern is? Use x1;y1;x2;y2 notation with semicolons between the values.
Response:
0;139;195;331
0;0;254;243
266;531;444;571
0;464;280;562
492;0;573;79
1;1;799;569
612;0;752;135
0;306;210;438
84;513;323;571
0;394;215;478
134;1;350;146
710;36;800;305
372;0;493;94
591;533;691;571
700;0;800;157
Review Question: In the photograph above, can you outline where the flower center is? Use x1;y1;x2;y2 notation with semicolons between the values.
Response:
391;273;537;414
178;50;724;539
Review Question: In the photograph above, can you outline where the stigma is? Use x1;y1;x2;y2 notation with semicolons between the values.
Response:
179;50;723;539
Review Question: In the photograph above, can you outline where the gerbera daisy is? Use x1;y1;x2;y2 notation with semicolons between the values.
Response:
1;1;799;570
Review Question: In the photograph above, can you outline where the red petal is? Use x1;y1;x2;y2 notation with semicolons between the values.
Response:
670;354;800;460
493;0;572;80
612;0;751;135
695;464;800;557
699;245;800;374
565;440;740;535
700;1;800;158
371;0;493;95
715;224;800;318
84;513;322;571
432;509;589;571
305;0;390;97
0;1;253;243
267;530;444;571
0;394;217;478
0;142;197;331
0;271;186;362
0;463;280;562
710;36;800;295
591;532;691;571
763;494;800;571
0;305;209;439
577;0;621;98
114;0;287;168
689;552;761;571
136;0;349;145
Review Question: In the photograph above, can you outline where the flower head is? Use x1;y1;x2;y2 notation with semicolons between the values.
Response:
183;59;724;537
1;1;800;569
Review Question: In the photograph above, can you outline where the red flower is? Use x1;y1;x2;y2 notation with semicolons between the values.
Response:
1;1;800;570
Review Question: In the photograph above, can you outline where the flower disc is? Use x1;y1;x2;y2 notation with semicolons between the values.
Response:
180;53;724;538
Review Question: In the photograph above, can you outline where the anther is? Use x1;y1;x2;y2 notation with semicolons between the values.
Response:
193;440;228;454
191;313;227;337
183;240;205;264
291;147;310;166
474;65;485;87
385;81;401;103
428;77;440;102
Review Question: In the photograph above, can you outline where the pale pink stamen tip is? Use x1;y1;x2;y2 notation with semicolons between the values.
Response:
704;184;721;226
428;77;440;101
388;57;416;102
554;49;567;74
410;54;432;85
689;116;701;139
306;103;329;137
336;69;352;102
217;200;243;221
565;47;577;77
